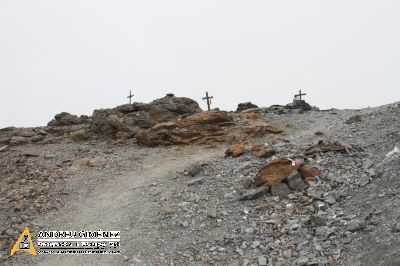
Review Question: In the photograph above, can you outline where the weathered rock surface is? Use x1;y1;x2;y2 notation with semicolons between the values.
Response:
304;140;349;155
225;143;246;157
48;112;88;127
236;102;259;112
255;158;296;187
136;111;282;146
285;99;313;111
250;144;276;158
90;96;202;139
346;115;362;124
286;170;305;191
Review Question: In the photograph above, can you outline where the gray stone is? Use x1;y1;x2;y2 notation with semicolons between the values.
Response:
245;227;255;234
315;227;327;238
296;257;309;266
358;175;370;187
239;186;269;201
392;222;400;233
181;220;189;227
207;209;218;219
257;256;267;266
251;240;261;248
235;247;244;256
242;259;250;266
9;136;27;145
0;145;9;152
310;215;326;226
347;218;366;232
187;177;204;186
287;170;306;191
324;196;336;205
271;183;290;196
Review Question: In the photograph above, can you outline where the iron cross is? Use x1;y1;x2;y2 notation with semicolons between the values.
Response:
294;90;306;100
127;90;134;104
202;91;214;111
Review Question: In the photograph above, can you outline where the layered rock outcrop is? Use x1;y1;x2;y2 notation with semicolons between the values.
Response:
90;95;202;139
136;111;282;146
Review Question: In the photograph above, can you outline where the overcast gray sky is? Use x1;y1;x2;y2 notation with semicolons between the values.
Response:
1;0;399;128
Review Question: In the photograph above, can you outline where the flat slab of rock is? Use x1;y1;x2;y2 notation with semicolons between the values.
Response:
136;111;282;146
271;183;291;196
255;158;296;187
250;144;276;158
304;141;349;156
239;186;269;201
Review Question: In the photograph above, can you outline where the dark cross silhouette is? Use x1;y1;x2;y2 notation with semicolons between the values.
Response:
294;90;306;101
202;91;214;111
127;90;134;104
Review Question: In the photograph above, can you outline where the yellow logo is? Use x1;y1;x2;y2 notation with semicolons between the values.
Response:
10;227;36;256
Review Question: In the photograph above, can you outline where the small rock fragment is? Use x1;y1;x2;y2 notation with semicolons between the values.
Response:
346;115;362;124
271;183;290;196
207;209;218;219
257;256;267;266
14;202;27;212
358;175;370;187
0;145;9;152
250;144;276;158
244;227;255;234
225;143;246;157
392;222;400;233
286;170;305;191
187;177;204;186
239;186;269;201
310;215;326;226
347;218;366;232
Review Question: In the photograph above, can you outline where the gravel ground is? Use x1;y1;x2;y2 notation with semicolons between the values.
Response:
1;101;399;265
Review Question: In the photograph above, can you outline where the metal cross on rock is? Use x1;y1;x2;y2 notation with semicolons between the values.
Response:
127;90;134;104
294;90;306;101
202;91;214;111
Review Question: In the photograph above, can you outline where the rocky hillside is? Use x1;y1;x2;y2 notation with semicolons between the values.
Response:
1;98;399;266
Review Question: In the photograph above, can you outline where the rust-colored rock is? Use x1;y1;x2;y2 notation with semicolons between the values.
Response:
136;111;232;146
255;158;296;187
299;165;320;182
250;144;276;158
255;158;321;186
225;143;246;157
136;111;283;146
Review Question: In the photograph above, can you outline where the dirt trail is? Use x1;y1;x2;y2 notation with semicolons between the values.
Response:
12;146;222;266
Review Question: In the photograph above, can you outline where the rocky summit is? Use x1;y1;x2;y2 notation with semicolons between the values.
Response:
1;98;400;266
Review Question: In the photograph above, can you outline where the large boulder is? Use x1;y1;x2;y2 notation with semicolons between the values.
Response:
47;112;91;135
90;95;202;139
136;111;283;146
47;112;89;126
255;157;319;187
236;102;259;112
255;158;296;187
